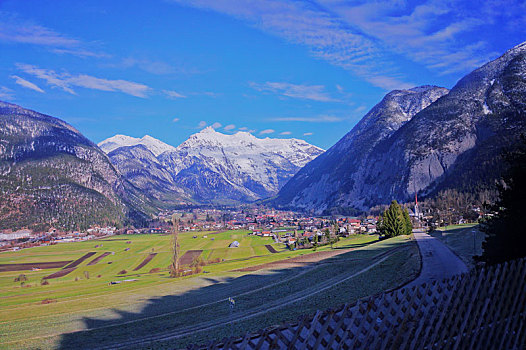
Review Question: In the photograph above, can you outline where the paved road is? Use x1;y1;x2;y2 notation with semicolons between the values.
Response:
408;229;468;288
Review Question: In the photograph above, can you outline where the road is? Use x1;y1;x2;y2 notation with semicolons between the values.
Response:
407;229;468;288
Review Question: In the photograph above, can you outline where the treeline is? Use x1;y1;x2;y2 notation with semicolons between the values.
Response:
419;188;497;227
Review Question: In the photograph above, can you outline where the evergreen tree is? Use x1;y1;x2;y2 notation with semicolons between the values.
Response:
479;136;526;264
402;208;413;235
379;200;405;238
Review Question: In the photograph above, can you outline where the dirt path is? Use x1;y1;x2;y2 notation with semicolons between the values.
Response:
407;230;467;288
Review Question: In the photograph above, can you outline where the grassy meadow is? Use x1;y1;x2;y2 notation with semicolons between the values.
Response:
0;231;419;349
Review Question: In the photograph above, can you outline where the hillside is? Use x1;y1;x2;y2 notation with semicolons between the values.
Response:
273;85;449;213
0;101;153;232
274;41;526;214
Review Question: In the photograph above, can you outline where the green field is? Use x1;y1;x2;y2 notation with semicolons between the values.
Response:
0;231;419;349
429;224;484;268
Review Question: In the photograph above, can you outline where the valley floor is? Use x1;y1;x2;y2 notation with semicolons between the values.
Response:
0;232;420;349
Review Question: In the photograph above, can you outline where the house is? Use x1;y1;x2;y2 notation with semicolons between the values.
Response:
349;219;361;227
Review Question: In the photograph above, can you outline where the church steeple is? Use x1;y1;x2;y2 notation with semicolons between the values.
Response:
414;193;420;219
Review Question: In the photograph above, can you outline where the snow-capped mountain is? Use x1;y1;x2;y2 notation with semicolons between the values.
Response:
274;41;526;214
99;134;176;157
100;127;324;204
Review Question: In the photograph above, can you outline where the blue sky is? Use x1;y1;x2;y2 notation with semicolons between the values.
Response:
0;0;524;149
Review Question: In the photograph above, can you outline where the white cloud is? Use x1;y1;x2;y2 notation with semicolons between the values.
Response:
224;124;236;131
259;129;275;135
10;75;45;93
0;12;108;59
16;63;151;97
250;81;338;102
163;90;187;99
0;86;15;100
280;131;292;135
0;13;79;47
120;58;176;75
171;0;414;89
303;132;313;136
71;75;151;97
171;0;523;88
51;48;110;58
211;122;222;129
172;117;180;122
271;115;343;122
238;127;248;131
197;120;207;128
317;0;503;75
354;105;367;113
202;91;220;98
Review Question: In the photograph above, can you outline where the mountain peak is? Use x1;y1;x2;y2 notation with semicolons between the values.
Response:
99;134;176;157
407;85;442;93
199;126;218;133
508;40;526;53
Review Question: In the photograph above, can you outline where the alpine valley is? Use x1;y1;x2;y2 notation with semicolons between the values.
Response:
1;41;525;231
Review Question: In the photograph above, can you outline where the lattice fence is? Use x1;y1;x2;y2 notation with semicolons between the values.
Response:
192;258;526;349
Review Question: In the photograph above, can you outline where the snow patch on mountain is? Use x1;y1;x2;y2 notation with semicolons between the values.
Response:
100;127;324;203
98;134;176;157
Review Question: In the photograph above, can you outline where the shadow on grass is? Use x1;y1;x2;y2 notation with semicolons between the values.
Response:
332;241;376;249
58;238;406;349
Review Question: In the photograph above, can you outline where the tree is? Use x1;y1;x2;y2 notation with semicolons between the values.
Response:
324;228;331;248
379;200;406;238
169;216;180;277
479;136;526;264
402;208;413;235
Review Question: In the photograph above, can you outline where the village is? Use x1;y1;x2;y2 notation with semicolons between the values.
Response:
0;207;382;251
1;199;488;253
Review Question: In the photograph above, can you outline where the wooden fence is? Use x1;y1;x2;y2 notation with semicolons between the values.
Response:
192;258;526;349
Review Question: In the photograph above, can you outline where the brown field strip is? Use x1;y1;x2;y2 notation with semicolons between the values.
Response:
179;250;203;265
133;253;157;271
0;261;72;272
96;238;129;241
236;245;406;273
236;249;354;272
87;252;112;266
265;245;278;253
43;267;77;279
63;252;97;269
209;230;227;235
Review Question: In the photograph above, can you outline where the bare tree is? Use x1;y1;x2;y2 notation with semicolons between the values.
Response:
169;216;180;278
